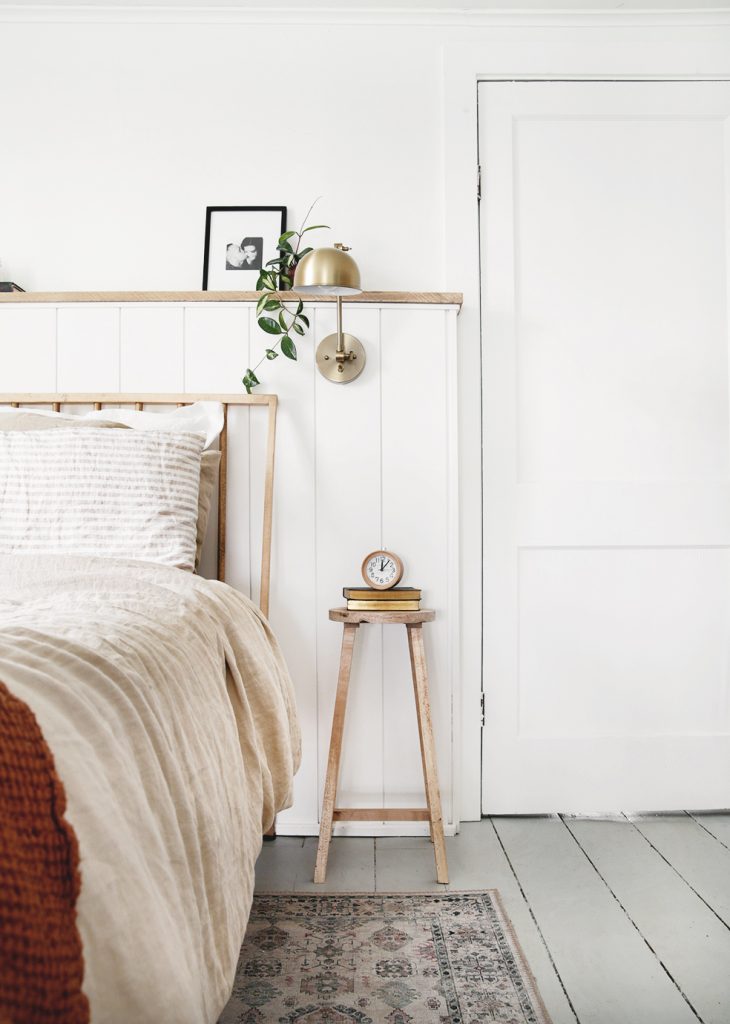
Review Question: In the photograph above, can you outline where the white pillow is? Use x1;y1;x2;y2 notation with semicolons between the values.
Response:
0;400;224;450
0;428;205;570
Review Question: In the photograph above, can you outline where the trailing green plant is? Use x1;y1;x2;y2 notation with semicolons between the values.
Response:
242;201;329;394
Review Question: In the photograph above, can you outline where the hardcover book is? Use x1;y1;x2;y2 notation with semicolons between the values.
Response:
346;600;421;611
343;586;421;601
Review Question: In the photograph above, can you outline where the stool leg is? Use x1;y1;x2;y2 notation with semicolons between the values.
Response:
407;624;449;884
315;622;358;883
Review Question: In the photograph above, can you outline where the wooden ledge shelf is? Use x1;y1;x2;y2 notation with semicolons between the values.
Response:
0;290;462;307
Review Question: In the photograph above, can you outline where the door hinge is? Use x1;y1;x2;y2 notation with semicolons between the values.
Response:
480;692;485;727
477;164;482;202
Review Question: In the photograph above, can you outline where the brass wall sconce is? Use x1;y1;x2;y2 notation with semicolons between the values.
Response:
293;243;365;384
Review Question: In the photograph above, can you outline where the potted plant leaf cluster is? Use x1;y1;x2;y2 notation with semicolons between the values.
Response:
242;202;328;394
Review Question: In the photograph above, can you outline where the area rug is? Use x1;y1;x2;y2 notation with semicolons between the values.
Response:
218;891;552;1024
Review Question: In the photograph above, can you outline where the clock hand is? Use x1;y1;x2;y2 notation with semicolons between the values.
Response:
380;558;385;571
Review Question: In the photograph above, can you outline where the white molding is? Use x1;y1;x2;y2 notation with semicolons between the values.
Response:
2;5;730;24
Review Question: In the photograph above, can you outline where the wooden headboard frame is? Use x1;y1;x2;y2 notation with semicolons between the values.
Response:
0;392;278;618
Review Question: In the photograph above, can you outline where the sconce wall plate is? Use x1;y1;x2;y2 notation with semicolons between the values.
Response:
316;332;366;384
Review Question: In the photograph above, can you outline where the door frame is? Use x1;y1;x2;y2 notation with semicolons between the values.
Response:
442;15;730;821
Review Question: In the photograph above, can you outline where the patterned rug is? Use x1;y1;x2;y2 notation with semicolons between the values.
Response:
218;891;551;1024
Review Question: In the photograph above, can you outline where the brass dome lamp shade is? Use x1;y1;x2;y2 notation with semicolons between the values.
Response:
293;243;366;383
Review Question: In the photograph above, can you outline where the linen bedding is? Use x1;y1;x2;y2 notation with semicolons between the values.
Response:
0;552;300;1024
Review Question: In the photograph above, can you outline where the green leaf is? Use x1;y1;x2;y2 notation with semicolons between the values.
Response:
259;270;277;290
280;274;293;289
281;336;297;360
264;298;280;311
256;293;271;316
242;369;260;393
277;240;294;254
265;348;279;360
292;321;305;336
296;299;303;314
298;312;310;329
297;247;313;259
278;230;297;243
258;316;282;335
278;310;288;331
301;224;330;233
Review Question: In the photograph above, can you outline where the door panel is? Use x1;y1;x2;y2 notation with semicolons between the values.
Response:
480;81;730;812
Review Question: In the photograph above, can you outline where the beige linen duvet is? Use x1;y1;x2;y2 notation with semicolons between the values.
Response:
0;553;300;1024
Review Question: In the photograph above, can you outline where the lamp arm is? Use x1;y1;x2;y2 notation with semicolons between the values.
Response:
336;295;345;356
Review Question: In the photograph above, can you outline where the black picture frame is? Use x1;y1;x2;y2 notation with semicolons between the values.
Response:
202;206;287;290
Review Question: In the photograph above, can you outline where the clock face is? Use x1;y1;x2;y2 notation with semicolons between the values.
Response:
362;550;404;590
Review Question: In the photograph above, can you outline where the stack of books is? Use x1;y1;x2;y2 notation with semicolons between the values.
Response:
344;587;421;611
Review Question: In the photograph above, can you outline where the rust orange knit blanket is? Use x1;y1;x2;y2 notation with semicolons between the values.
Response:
0;681;89;1024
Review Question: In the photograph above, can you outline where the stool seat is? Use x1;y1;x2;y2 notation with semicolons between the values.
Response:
329;607;436;625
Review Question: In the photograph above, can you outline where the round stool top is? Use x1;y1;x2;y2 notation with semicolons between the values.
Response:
329;607;435;625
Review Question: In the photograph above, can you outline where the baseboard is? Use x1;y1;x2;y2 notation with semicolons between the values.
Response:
275;821;458;839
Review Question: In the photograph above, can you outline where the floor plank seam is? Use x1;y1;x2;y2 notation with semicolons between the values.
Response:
684;811;730;853
623;814;730;935
489;817;581;1024
559;815;705;1024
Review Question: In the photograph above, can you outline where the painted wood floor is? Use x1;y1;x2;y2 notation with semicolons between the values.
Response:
255;813;730;1024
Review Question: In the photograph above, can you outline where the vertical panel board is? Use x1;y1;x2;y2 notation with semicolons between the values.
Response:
314;305;383;832
120;306;184;392
185;304;251;589
248;302;318;832
184;304;249;392
57;306;120;392
381;308;453;830
0;307;57;391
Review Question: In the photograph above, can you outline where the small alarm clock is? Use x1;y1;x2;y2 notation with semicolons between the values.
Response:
361;550;404;590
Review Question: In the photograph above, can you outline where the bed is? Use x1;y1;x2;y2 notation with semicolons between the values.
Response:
0;394;301;1024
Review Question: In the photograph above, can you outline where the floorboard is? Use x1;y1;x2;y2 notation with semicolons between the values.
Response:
294;837;376;892
493;815;699;1024
374;835;447;893
628;813;730;929
565;815;730;1024
253;836;304;892
687;811;730;851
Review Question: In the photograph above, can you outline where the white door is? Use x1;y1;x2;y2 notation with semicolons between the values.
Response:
480;81;730;813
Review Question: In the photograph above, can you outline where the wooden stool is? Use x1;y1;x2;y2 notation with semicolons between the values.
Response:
315;607;448;885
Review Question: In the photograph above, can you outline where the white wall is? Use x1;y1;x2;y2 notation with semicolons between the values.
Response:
0;19;446;293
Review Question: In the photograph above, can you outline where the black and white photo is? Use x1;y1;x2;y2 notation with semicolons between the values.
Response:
203;206;286;289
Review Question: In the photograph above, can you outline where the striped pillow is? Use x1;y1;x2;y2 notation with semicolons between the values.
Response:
0;428;204;570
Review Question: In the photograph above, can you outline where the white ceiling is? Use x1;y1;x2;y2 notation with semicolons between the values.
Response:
3;0;729;10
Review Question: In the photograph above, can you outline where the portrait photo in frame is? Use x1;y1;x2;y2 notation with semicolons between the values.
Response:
202;206;287;290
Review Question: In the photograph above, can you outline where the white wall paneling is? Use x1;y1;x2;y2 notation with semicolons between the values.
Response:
120;306;184;393
57;305;120;392
0;306;56;391
0;296;460;836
